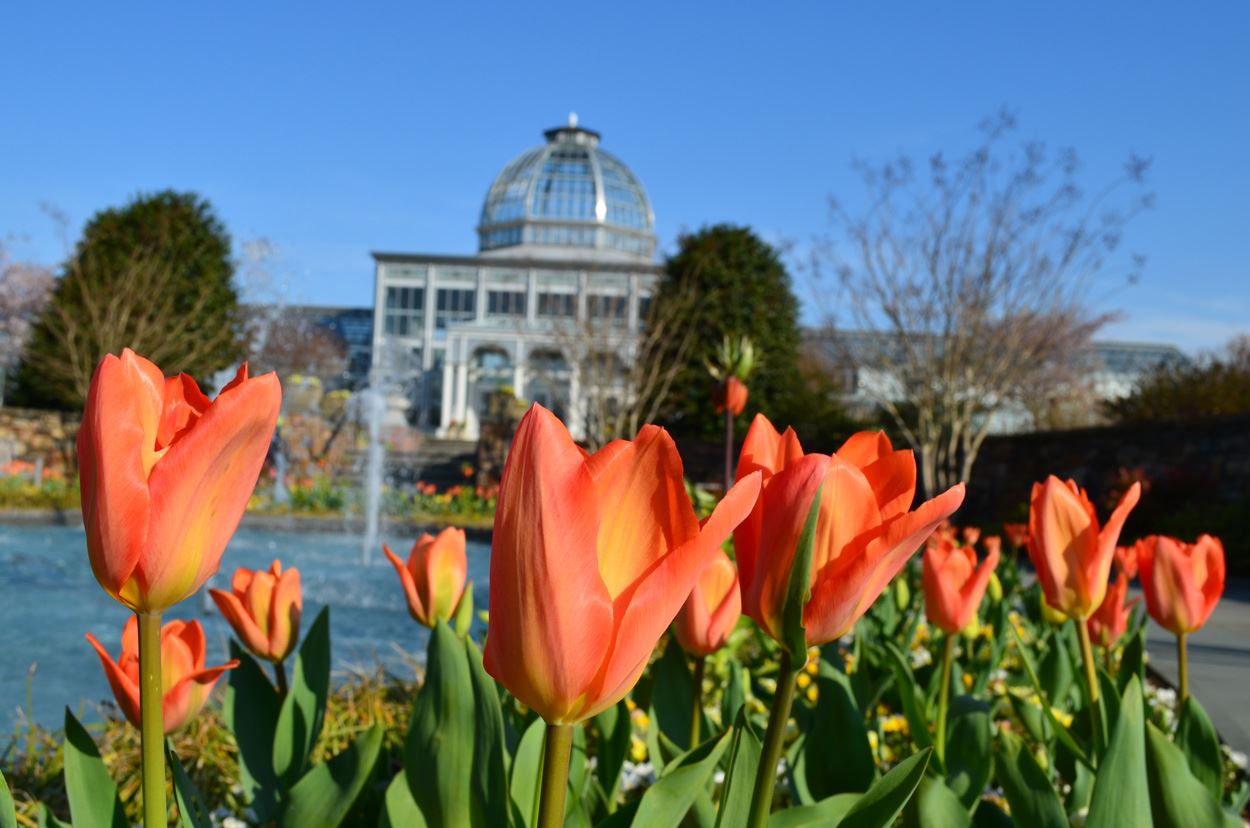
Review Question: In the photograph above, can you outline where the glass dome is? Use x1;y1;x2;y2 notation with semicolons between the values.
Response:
478;116;656;262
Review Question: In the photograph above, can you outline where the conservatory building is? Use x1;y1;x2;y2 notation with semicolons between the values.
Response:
370;116;661;439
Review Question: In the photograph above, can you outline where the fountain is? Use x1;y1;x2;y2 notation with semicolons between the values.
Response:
359;383;386;564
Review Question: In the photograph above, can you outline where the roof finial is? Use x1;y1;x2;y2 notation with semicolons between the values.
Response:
568;111;578;128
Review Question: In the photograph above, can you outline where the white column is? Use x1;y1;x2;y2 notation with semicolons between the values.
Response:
567;361;582;440
512;338;525;399
454;362;469;429
439;360;453;436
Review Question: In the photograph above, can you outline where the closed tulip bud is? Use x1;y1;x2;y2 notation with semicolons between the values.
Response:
987;572;1003;603
383;527;468;628
674;550;741;657
78;349;281;612
923;539;1000;635
1114;541;1140;580
209;560;302;662
1086;571;1139;649
734;415;965;651
86;617;237;733
1137;534;1225;636
894;577;911;611
713;376;749;416
483;404;761;725
1026;476;1140;620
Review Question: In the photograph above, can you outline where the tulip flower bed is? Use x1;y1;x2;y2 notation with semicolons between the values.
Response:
1;350;1246;828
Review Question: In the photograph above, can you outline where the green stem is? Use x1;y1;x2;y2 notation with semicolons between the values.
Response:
1177;633;1189;705
138;611;167;827
274;659;288;697
690;656;705;748
936;634;955;768
1075;618;1103;755
536;723;573;828
747;650;797;828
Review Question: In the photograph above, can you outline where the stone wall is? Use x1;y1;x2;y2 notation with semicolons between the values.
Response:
0;408;79;480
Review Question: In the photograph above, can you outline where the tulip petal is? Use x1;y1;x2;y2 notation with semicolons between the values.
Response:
135;372;281;610
586;470;761;719
210;587;271;655
164;660;238;733
269;567;302;659
1092;482;1141;608
483;404;614;724
737;414;803;480
78;351;164;604
384;543;428;624
86;633;142;727
812;454;884;573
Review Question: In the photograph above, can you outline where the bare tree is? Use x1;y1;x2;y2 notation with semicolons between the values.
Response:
818;110;1151;494
243;306;350;380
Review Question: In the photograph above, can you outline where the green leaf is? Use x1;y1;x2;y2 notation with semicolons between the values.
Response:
168;743;212;828
37;804;72;828
1008;625;1091;769
61;708;126;828
836;748;931;828
801;672;875;798
379;771;428;828
1176;695;1224;801
992;729;1067;828
651;640;698;751
454;581;475;637
592;701;633;810
780;484;823;657
1086;675;1151;828
715;706;762;828
944;696;991;810
721;659;746;735
465;636;511;827
405;620;478;828
767;794;858;828
274;606;331;788
630;729;732;826
281;723;383;828
883;642;932;752
1117;626;1145;695
225;643;283;821
1145;721;1241;828
1037;630;1073;704
902;776;971;828
0;767;16;828
509;718;546;828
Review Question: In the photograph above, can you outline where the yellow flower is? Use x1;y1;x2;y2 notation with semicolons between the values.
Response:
630;737;647;762
962;673;974;690
805;656;820;676
634;711;650;730
797;672;812;690
806;686;819;703
882;714;909;734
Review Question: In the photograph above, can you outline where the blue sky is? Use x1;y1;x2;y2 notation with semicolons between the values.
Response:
2;2;1247;352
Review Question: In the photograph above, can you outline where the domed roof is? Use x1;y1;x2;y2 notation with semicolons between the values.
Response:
478;115;656;262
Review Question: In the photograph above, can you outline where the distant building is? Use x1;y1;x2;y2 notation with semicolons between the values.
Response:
370;116;661;439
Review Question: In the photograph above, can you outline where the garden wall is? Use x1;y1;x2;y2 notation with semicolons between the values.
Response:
0;407;79;480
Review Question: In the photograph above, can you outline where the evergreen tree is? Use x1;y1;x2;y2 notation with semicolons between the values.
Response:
13;190;243;409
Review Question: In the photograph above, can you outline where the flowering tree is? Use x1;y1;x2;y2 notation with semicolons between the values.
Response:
0;244;54;403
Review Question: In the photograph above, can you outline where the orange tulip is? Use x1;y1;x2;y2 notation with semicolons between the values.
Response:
1086;571;1139;649
209;560;302;662
1026;476;1141;619
78;349;281;612
1003;523;1029;550
673;550;742;657
734;415;965;650
714;376;749;416
383;527;469;628
86;617;237;733
1114;541;1140;580
923;538;1000;635
983;535;1002;558
961;526;981;547
1137;534;1225;635
482;404;760;725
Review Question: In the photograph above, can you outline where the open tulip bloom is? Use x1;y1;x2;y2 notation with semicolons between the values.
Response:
1026;475;1140;750
733;414;965;823
383;526;469;629
77;349;280;826
86;616;237;734
1138;533;1225;701
483;403;760;828
210;560;302;690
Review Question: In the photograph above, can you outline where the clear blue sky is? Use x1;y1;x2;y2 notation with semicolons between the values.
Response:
2;2;1247;352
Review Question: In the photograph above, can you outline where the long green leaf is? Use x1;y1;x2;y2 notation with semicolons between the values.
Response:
1086;675;1151;828
168;743;212;828
282;724;383;828
466;636;511;827
593;701;633;812
767;794;858;828
379;771;427;828
273;606;331;788
801;671;875;798
61;708;126;828
0;767;17;828
992;730;1066;828
1008;625;1091;768
837;748;931;828
509;718;546;828
630;729;732;826
944;695;991;810
405;620;477;828
715;706;762;828
38;804;72;828
883;642;932;752
225;643;282;820
651;640;698;751
1177;695;1224;801
780;484;823;657
902;776;971;828
721;659;746;734
1144;721;1240;828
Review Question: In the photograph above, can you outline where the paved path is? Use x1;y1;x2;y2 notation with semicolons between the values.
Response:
1142;580;1250;753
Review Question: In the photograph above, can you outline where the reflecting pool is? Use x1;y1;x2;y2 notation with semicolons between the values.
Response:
0;524;491;726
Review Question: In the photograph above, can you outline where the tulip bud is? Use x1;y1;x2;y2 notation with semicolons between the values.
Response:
674;551;742;657
209;560;302;663
923;538;1000;635
384;527;469;628
988;572;1003;603
1137;534;1225;636
894;578;911;611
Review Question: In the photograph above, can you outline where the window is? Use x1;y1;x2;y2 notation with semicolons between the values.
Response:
588;294;627;324
384;286;424;337
537;292;575;319
637;295;653;328
487;290;526;318
435;288;476;329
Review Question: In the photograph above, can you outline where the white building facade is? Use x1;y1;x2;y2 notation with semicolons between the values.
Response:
370;118;661;439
